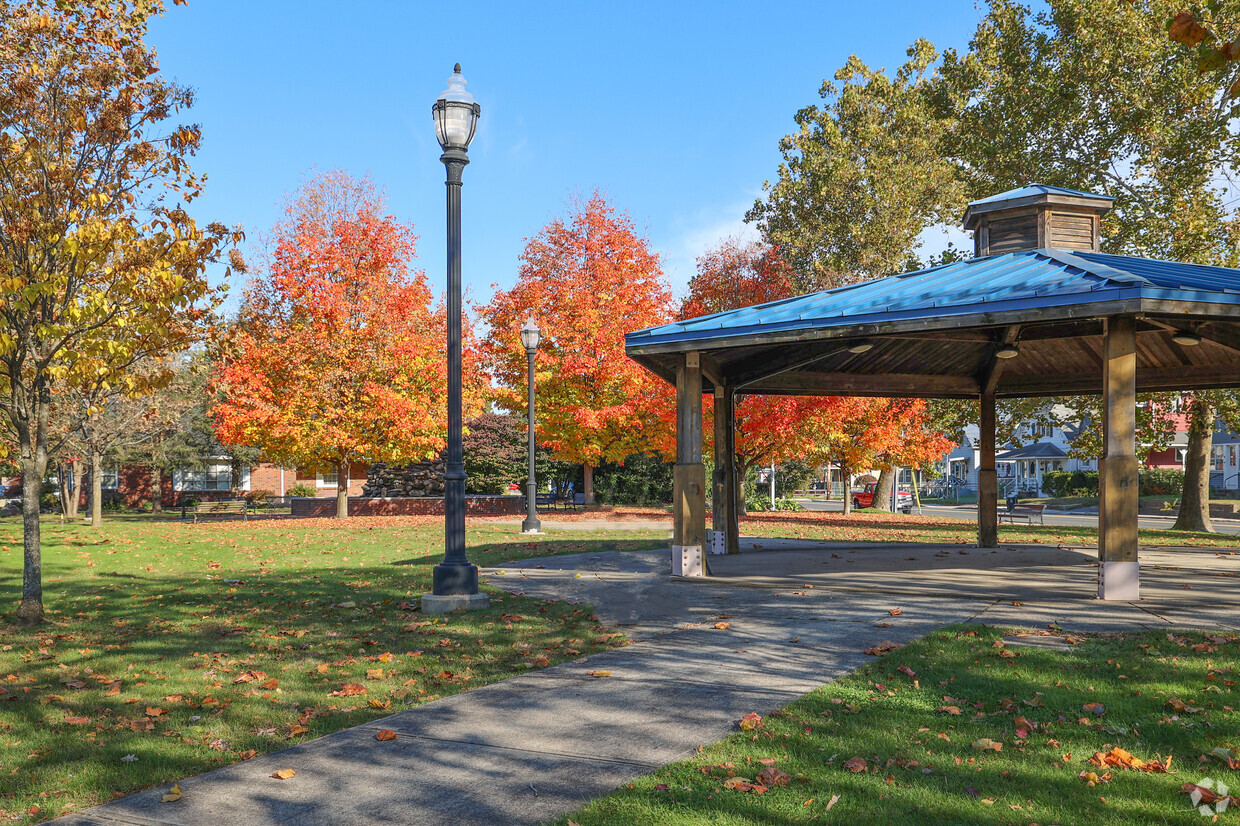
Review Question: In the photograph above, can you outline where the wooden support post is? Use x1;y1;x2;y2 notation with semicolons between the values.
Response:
673;352;706;576
710;386;740;556
978;392;998;548
1100;316;1140;600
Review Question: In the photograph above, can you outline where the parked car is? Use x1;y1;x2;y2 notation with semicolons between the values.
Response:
851;482;913;513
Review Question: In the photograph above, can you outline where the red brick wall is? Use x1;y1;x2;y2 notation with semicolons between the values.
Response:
291;495;524;518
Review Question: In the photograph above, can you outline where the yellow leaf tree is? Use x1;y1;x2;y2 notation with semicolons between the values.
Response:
0;1;234;624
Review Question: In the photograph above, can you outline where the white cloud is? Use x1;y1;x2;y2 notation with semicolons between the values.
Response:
657;198;760;300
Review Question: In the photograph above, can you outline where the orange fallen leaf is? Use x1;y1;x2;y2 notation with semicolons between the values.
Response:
63;716;91;725
233;670;268;685
377;652;394;663
329;684;367;697
888;608;902;616
739;713;763;731
937;705;961;716
259;678;279;690
366;669;385;680
587;670;612;678
271;769;296;780
145;706;167;717
288;725;309;736
714;622;731;630
972;739;1003;752
375;729;397;741
844;756;867;772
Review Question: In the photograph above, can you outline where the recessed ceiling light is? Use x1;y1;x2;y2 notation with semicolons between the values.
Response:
848;341;874;354
1171;331;1202;346
995;343;1020;359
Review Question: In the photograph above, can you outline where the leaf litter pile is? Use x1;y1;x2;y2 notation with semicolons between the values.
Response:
558;625;1240;825
0;516;667;823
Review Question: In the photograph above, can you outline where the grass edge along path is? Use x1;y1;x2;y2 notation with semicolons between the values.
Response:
557;624;1240;826
0;517;668;824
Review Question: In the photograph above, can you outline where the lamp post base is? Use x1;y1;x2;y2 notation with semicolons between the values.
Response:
432;562;479;595
521;517;542;534
421;592;490;614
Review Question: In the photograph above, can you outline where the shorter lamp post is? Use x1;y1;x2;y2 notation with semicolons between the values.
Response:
520;319;542;534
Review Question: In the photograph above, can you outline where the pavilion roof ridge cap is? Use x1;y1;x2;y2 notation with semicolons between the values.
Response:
1037;248;1154;287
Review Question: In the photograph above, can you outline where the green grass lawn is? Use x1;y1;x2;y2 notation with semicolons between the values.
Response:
0;515;667;823
559;625;1240;825
742;510;1240;548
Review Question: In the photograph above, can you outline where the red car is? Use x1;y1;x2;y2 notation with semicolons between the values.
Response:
851;482;913;513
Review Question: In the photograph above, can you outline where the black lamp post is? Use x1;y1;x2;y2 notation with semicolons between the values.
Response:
520;319;542;534
429;64;483;604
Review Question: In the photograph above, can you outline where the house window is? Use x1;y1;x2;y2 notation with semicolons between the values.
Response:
179;463;232;491
317;469;338;488
101;467;119;490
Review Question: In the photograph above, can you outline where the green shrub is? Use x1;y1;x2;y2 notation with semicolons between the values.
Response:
773;497;803;511
593;453;673;506
287;483;317;498
746;495;770;512
1041;470;1098;497
1139;468;1184;496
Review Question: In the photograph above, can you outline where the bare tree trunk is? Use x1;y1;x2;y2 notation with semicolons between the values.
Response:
57;463;71;519
841;463;853;515
335;458;349;519
583;464;594;506
150;463;163;514
874;466;894;511
230;457;242;494
737;459;750;515
16;421;47;625
68;458;82;519
1173;398;1214;532
89;448;103;528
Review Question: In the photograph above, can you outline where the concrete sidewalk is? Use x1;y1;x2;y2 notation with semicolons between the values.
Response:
54;539;1240;826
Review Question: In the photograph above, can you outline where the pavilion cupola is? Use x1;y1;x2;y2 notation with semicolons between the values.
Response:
962;184;1113;257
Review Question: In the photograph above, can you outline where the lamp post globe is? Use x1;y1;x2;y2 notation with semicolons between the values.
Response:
521;319;542;534
429;64;484;605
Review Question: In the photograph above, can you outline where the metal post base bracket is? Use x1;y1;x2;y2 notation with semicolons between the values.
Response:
706;530;727;555
672;545;705;577
1098;561;1140;601
421;592;490;614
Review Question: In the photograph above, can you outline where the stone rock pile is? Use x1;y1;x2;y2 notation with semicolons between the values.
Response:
362;461;446;498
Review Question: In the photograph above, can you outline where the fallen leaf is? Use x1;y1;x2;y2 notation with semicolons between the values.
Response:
161;784;183;803
897;664;916;678
888;608;903;616
739;713;763;731
937;705;962;716
271;769;296;780
865;641;901;656
120;754;137;763
375;729;397;741
844;757;867;772
826;793;840;810
329;683;367;697
714;622;730;630
63;716;91;725
756;767;792;787
587;670;612;678
366;669;385;680
972;739;1003;752
145;706;167;717
259;678;279;690
1082;702;1105;716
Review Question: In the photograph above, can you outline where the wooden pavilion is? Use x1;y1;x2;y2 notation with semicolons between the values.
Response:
625;185;1240;600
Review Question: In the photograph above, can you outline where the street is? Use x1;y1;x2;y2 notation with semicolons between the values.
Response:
795;497;1240;537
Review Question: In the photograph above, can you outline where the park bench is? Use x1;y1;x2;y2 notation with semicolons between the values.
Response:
998;503;1045;525
534;493;558;511
188;499;248;523
568;493;586;511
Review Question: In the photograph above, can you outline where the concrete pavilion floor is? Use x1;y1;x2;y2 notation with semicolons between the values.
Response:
53;537;1240;826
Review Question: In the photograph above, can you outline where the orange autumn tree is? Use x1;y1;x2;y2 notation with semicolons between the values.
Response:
684;240;847;501
816;397;953;514
481;192;675;503
212;173;483;518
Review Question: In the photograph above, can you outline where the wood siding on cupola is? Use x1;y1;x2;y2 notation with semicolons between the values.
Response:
962;184;1112;257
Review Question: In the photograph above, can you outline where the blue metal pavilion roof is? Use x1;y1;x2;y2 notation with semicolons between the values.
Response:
626;248;1240;352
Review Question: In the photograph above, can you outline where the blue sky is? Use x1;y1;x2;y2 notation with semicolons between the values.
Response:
148;1;983;313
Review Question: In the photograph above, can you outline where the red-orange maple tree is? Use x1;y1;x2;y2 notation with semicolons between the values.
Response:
212;176;484;517
480;192;675;503
685;240;846;483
